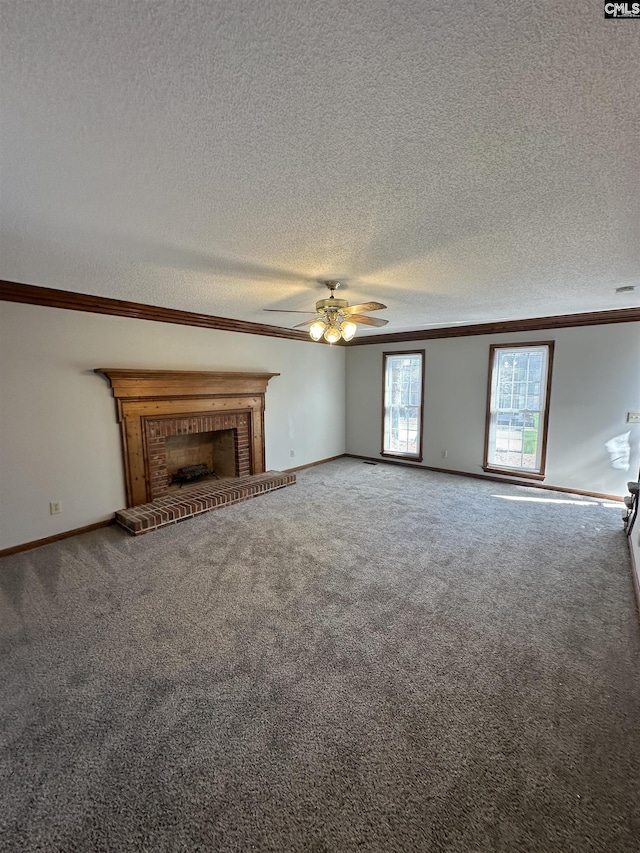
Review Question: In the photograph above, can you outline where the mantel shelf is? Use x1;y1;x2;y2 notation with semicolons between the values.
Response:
94;368;280;400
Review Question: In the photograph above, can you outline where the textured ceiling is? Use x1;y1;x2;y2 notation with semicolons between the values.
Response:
1;0;639;335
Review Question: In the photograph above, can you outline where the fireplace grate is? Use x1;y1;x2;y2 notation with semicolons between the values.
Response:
169;463;218;488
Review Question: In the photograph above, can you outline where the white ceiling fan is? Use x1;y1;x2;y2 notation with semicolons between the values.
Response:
264;281;388;342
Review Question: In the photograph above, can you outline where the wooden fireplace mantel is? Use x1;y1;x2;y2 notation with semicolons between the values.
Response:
95;369;279;407
95;369;280;508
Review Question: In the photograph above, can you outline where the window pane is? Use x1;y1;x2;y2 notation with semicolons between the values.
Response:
485;344;552;475
383;353;424;457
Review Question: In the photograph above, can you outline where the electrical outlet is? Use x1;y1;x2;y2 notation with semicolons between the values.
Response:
49;501;62;515
628;412;640;424
290;450;295;457
441;450;448;458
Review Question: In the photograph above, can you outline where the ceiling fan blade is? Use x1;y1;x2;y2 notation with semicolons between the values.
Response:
349;314;389;327
292;319;317;328
263;308;315;314
343;301;387;314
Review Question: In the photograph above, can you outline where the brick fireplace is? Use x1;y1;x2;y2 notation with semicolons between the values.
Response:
146;412;249;498
95;369;280;508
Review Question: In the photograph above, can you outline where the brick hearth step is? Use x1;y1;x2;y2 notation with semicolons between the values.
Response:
115;470;296;535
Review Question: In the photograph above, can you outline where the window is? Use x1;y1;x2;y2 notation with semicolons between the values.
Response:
382;351;425;460
483;342;554;479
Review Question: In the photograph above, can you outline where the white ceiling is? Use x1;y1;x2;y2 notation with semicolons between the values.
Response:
1;0;639;336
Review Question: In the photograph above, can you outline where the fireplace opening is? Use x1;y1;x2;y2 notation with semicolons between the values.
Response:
165;429;237;490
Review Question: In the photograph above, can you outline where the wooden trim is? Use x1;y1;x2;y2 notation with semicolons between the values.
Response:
95;368;279;406
380;451;423;462
350;306;640;344
482;466;545;481
540;342;555;473
284;453;346;473
345;454;625;502
381;350;425;461
482;346;494;473
0;280;314;342
482;341;555;478
0;519;114;559
4;281;637;345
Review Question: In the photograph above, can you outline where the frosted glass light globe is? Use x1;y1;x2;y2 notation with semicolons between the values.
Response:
309;320;326;341
340;321;357;341
324;325;342;344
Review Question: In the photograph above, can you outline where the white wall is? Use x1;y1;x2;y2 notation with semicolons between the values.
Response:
0;302;345;549
346;323;640;498
2;304;637;552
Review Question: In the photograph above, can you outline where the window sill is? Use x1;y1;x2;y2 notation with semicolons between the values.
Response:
483;465;545;481
380;451;423;463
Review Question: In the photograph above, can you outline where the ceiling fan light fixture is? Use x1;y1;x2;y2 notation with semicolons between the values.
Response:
309;319;326;341
340;320;357;341
323;323;342;344
278;281;386;342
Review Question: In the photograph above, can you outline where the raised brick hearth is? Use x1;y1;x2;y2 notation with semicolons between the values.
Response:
115;470;295;535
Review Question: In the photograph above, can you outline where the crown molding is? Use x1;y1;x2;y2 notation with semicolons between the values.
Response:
350;306;640;344
0;280;312;342
2;280;638;344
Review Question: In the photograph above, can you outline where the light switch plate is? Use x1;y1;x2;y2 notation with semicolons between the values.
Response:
627;412;640;423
